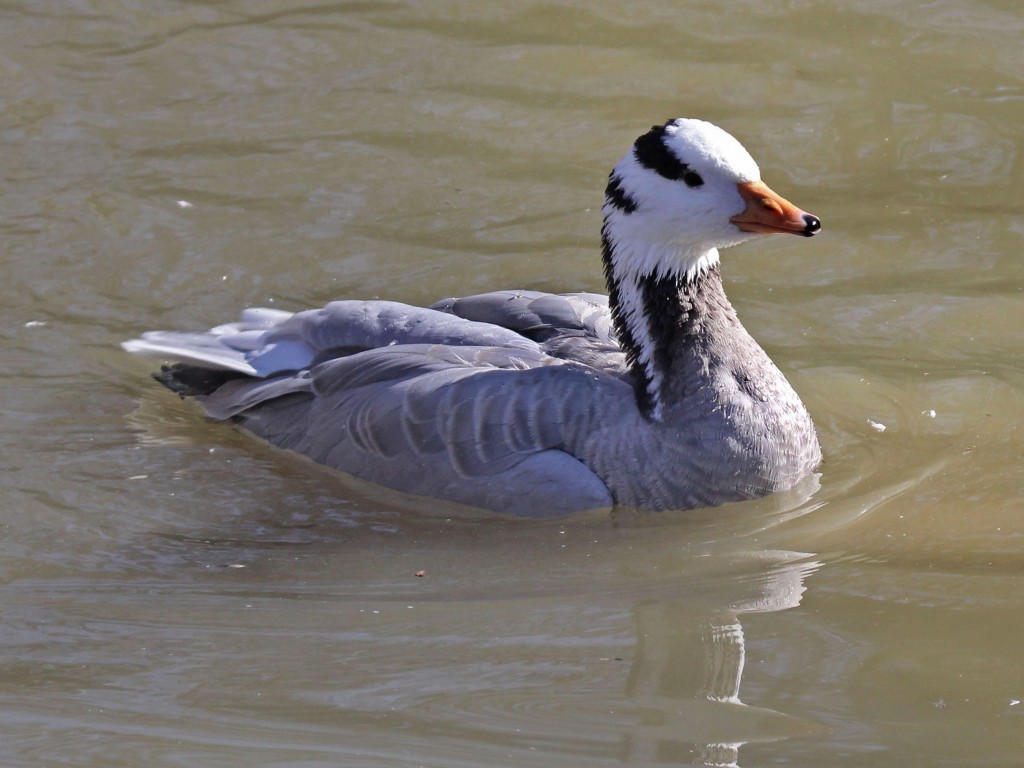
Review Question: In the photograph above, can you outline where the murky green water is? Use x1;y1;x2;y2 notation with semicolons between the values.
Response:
2;1;1022;765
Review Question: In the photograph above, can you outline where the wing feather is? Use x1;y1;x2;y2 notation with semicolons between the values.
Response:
123;301;541;378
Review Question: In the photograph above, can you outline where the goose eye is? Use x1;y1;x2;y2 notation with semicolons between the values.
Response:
682;171;704;188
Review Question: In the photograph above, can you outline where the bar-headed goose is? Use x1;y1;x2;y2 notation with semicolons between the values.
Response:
124;118;822;516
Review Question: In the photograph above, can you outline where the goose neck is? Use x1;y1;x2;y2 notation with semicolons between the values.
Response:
602;228;732;421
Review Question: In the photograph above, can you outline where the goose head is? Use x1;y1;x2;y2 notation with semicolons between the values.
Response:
602;118;820;282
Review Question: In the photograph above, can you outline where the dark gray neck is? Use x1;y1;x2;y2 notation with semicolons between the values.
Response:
602;226;738;419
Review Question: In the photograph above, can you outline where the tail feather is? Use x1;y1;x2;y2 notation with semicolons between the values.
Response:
154;364;250;398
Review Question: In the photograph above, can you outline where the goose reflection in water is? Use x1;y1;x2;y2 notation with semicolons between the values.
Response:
619;549;827;767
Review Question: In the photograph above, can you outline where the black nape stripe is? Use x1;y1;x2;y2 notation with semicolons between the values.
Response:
602;227;689;418
601;227;639;361
633;122;704;188
605;174;638;214
641;273;687;393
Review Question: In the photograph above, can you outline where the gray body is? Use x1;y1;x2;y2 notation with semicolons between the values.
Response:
126;273;819;516
123;119;822;516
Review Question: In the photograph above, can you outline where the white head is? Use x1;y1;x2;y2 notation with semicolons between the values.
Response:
602;118;820;282
601;119;820;421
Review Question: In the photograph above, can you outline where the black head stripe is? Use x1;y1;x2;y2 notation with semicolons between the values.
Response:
605;174;638;214
633;122;704;187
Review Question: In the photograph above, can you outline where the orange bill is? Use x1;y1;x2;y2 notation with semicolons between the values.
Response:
730;180;821;237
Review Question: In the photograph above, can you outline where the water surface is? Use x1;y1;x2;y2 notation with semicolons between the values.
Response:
2;1;1022;765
